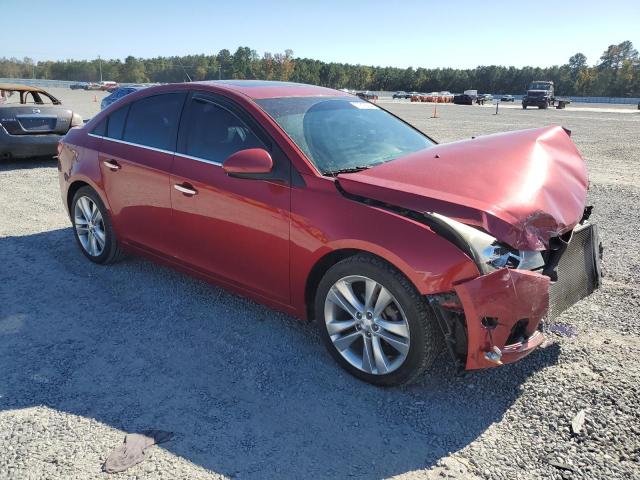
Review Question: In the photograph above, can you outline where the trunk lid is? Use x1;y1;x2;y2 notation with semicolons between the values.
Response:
0;105;73;135
337;126;588;250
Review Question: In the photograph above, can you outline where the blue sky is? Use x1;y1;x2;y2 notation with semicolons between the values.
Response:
2;0;638;68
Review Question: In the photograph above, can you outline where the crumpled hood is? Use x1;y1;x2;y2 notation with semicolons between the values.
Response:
337;125;588;250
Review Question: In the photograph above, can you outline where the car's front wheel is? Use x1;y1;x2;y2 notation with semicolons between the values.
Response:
71;186;124;264
316;255;441;386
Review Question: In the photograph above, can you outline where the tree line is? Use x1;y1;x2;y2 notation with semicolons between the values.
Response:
1;41;638;97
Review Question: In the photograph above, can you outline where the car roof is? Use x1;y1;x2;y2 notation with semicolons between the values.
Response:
0;83;48;94
189;80;349;100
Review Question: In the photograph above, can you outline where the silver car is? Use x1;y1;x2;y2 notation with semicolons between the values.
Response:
0;83;82;160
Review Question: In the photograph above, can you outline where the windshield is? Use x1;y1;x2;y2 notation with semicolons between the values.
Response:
528;82;552;91
256;96;434;174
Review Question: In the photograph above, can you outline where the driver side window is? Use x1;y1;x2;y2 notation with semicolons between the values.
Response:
181;97;264;164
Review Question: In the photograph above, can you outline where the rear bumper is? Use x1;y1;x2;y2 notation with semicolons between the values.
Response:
0;125;62;159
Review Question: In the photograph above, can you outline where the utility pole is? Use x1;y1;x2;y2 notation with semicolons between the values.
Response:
98;55;103;82
219;66;221;80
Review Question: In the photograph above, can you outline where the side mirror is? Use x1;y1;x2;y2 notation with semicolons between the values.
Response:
222;148;273;179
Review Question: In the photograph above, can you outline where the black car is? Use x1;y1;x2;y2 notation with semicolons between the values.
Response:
453;94;474;105
69;82;88;90
356;91;378;101
392;91;411;99
0;83;82;160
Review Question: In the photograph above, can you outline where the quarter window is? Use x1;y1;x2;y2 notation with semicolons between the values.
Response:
182;98;264;163
91;118;106;136
123;93;185;151
106;105;129;139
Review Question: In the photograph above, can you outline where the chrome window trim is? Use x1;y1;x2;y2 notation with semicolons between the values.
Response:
87;133;173;155
87;133;222;166
173;152;222;166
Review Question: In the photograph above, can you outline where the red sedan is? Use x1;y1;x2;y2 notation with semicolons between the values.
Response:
58;81;601;386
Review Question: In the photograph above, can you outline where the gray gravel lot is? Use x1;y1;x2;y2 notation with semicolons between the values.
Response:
1;89;639;479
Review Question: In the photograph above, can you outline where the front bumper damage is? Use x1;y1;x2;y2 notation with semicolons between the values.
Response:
429;222;602;370
456;269;549;369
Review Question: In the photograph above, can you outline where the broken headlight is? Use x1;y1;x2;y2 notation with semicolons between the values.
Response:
430;213;544;274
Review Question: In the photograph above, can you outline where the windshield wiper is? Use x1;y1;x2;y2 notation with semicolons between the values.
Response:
324;165;375;176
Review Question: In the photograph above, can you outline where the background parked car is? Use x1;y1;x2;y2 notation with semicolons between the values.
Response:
501;94;515;102
476;94;493;105
0;83;82;160
69;82;88;90
97;81;118;91
101;86;145;110
392;91;411;99
356;91;378;101
453;93;475;105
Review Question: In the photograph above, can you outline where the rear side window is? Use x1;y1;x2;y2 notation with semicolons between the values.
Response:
181;97;263;163
123;93;185;151
106;105;129;139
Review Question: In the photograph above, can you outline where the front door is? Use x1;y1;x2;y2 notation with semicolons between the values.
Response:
98;92;186;255
170;93;291;304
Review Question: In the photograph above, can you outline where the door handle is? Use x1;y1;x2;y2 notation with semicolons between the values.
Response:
103;159;121;170
174;183;197;195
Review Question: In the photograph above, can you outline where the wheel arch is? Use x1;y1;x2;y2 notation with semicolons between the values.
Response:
66;180;91;214
66;177;110;218
304;247;420;322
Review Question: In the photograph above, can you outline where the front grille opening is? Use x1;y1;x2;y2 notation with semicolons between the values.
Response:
506;318;529;345
548;224;599;319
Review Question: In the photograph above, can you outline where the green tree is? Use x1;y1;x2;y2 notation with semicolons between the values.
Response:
120;56;147;83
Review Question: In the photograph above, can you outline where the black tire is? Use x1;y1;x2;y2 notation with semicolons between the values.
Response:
315;254;441;386
71;186;125;264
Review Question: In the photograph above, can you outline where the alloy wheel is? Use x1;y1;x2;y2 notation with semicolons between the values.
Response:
74;196;106;257
324;275;411;375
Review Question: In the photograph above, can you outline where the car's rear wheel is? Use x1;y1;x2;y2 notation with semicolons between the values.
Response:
316;254;441;386
71;186;124;264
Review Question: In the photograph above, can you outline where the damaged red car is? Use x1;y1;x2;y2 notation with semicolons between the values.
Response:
58;81;602;386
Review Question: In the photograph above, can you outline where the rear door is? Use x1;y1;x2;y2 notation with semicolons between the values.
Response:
97;92;186;256
169;92;291;303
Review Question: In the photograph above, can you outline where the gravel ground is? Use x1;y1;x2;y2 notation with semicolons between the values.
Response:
0;89;639;479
